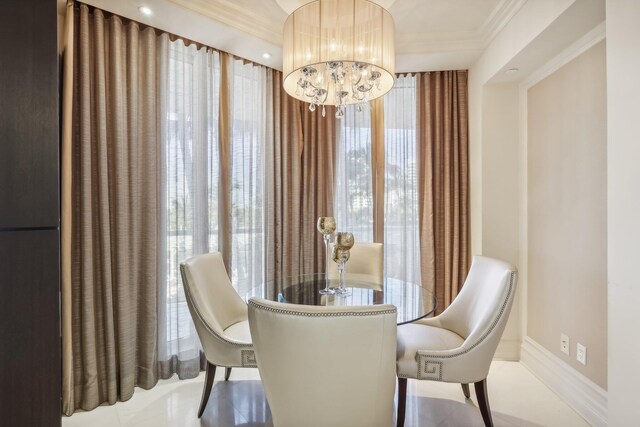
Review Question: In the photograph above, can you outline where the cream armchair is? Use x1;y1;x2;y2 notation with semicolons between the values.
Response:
248;297;397;427
396;256;518;427
180;252;255;418
327;242;384;287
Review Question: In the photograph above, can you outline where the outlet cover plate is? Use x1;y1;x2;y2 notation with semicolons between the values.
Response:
577;343;587;365
561;334;570;355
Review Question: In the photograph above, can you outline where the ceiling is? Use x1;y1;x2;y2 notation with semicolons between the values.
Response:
77;0;526;72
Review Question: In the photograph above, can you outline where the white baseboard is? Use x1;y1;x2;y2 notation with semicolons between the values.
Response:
493;339;521;361
521;337;607;427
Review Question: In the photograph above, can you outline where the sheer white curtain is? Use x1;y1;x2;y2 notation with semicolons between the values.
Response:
384;75;421;284
334;106;374;242
158;36;220;378
334;78;421;284
230;59;267;296
157;38;268;378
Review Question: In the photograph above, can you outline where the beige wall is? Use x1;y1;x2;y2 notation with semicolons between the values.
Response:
527;41;607;389
480;83;521;353
469;0;576;258
606;0;640;423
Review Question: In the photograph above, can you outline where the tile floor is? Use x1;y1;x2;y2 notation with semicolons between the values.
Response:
62;361;590;427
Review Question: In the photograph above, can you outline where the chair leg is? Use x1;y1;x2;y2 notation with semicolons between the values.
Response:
474;379;494;427
397;377;407;427
461;383;470;399
225;367;232;381
198;363;216;418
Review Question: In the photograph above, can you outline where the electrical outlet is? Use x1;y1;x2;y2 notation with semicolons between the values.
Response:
560;334;570;355
577;343;587;365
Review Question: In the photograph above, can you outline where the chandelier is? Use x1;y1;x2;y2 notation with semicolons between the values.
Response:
282;0;395;118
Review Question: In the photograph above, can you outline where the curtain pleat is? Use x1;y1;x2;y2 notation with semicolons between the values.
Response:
218;52;233;273
417;71;470;314
299;102;338;274
61;0;75;414
371;98;386;244
67;5;160;414
265;70;337;283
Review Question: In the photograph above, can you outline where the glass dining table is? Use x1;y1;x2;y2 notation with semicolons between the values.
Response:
245;273;436;325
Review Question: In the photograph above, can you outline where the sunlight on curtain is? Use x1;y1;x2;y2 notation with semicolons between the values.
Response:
334;106;374;242
230;60;267;297
384;75;421;284
158;36;219;377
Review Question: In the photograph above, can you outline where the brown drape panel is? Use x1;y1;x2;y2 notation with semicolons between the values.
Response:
64;5;160;414
417;70;470;314
265;69;337;286
218;52;234;274
61;0;75;415
370;97;386;244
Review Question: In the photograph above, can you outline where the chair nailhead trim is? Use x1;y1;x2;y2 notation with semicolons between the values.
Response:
413;271;518;380
418;360;443;381
241;350;257;367
248;300;397;318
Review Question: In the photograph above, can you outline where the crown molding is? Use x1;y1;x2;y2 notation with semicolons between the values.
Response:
169;0;284;45
396;32;484;54
169;0;525;58
395;0;525;54
479;0;527;45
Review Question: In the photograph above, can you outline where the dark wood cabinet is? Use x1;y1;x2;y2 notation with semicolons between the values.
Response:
0;230;61;426
0;0;59;228
0;0;61;426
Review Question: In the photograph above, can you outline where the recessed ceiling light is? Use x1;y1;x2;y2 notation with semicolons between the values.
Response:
505;68;519;75
139;6;153;16
262;52;272;59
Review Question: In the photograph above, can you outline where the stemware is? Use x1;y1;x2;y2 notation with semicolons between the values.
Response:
332;231;355;295
335;231;354;250
317;217;337;294
331;245;351;296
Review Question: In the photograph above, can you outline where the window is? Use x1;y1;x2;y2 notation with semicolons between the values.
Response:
334;76;421;284
384;75;421;284
334;105;374;242
230;60;267;296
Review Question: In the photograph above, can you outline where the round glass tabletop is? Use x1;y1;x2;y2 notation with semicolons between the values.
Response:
246;273;436;325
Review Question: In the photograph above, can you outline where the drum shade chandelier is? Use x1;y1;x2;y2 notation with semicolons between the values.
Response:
282;0;395;118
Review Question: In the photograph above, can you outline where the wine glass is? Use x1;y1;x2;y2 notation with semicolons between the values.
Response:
335;231;354;250
317;217;337;294
331;245;351;296
333;231;355;295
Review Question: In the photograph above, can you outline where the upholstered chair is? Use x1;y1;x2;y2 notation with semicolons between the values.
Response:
248;297;397;427
396;256;518;427
327;242;384;288
180;252;256;418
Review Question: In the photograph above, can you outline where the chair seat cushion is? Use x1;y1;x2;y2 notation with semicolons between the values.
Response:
396;323;464;379
223;320;252;345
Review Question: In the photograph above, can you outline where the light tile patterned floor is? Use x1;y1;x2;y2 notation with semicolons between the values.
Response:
62;361;590;427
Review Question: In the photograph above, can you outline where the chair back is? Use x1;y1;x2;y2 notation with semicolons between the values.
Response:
438;256;518;352
180;252;247;344
248;297;397;427
327;242;384;287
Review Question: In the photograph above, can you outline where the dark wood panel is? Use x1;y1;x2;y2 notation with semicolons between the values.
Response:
0;0;59;228
0;229;61;427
